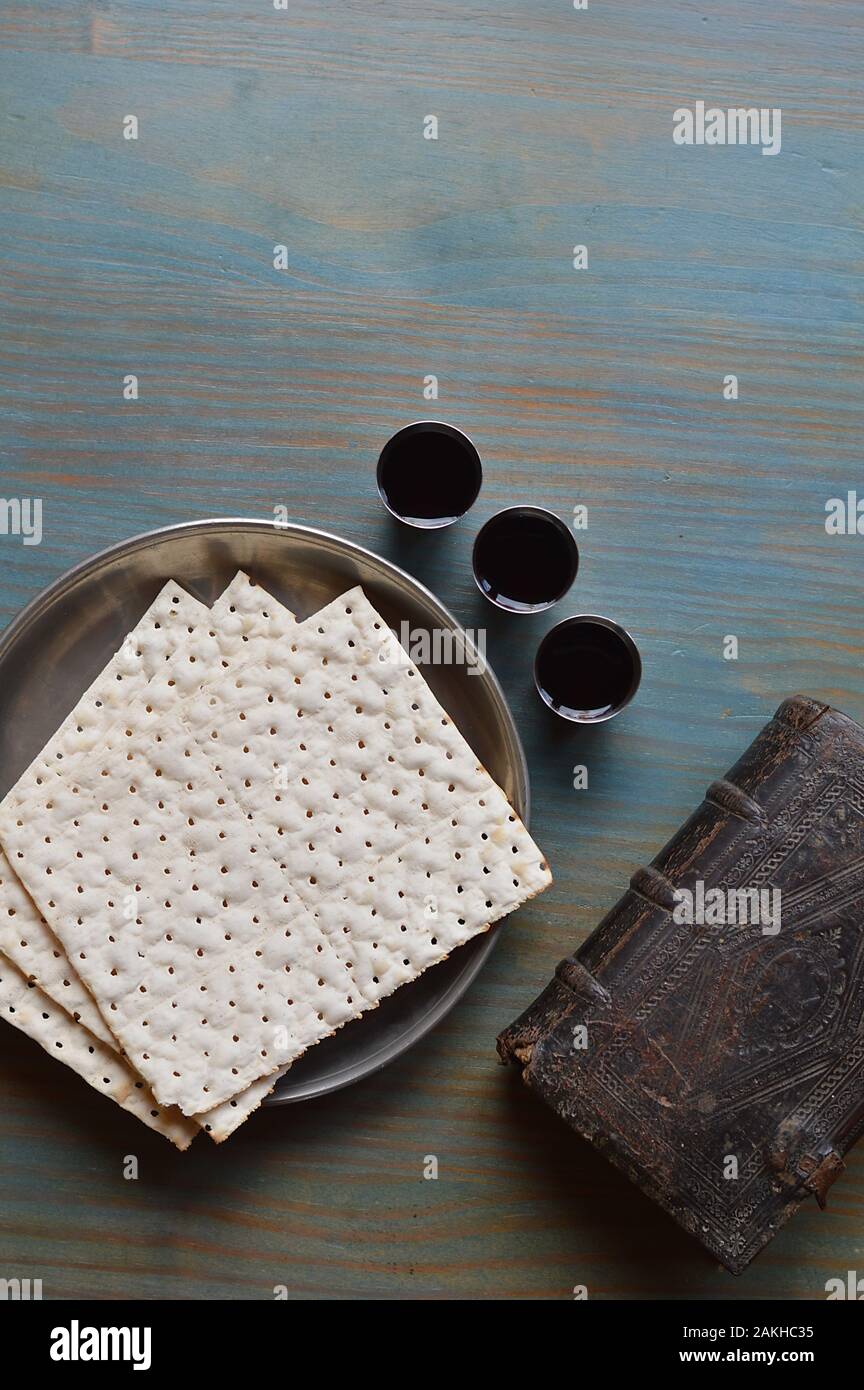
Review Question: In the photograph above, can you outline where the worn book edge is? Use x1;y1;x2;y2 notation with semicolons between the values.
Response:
498;696;864;1273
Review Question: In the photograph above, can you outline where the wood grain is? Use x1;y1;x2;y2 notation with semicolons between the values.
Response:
0;0;862;1299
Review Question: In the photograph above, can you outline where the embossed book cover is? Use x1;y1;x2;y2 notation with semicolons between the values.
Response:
498;696;864;1273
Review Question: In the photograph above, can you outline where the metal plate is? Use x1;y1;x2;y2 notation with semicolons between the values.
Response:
0;519;530;1103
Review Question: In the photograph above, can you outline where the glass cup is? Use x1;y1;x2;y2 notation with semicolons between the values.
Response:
534;614;641;722
376;421;482;529
472;506;578;613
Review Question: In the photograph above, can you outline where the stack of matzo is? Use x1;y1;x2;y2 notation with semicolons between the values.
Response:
0;573;551;1146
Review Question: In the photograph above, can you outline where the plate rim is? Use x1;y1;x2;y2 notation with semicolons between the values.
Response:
0;517;532;1104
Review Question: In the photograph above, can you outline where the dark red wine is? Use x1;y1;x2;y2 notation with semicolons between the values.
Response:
534;616;641;722
376;422;482;528
472;507;578;612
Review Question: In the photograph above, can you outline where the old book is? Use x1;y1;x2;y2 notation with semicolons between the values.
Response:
498;696;864;1274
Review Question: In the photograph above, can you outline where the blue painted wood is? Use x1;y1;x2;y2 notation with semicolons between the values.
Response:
0;0;861;1299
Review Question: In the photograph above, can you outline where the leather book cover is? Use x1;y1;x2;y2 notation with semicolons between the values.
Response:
498;696;864;1274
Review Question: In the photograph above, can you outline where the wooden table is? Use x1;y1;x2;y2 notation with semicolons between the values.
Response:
0;0;861;1300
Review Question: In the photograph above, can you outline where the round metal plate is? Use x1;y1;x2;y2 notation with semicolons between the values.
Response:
0;519;530;1103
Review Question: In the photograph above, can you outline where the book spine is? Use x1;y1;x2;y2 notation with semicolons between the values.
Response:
498;696;834;1069
496;958;609;1066
497;696;864;1270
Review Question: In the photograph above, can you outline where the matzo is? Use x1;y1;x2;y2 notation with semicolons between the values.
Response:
0;569;550;1134
0;953;196;1149
0;574;300;1135
48;575;549;1017
93;576;547;1013
22;580;210;772
198;1068;284;1142
0;715;360;1115
0;851;109;1039
0;580;209;1043
172;584;551;1003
